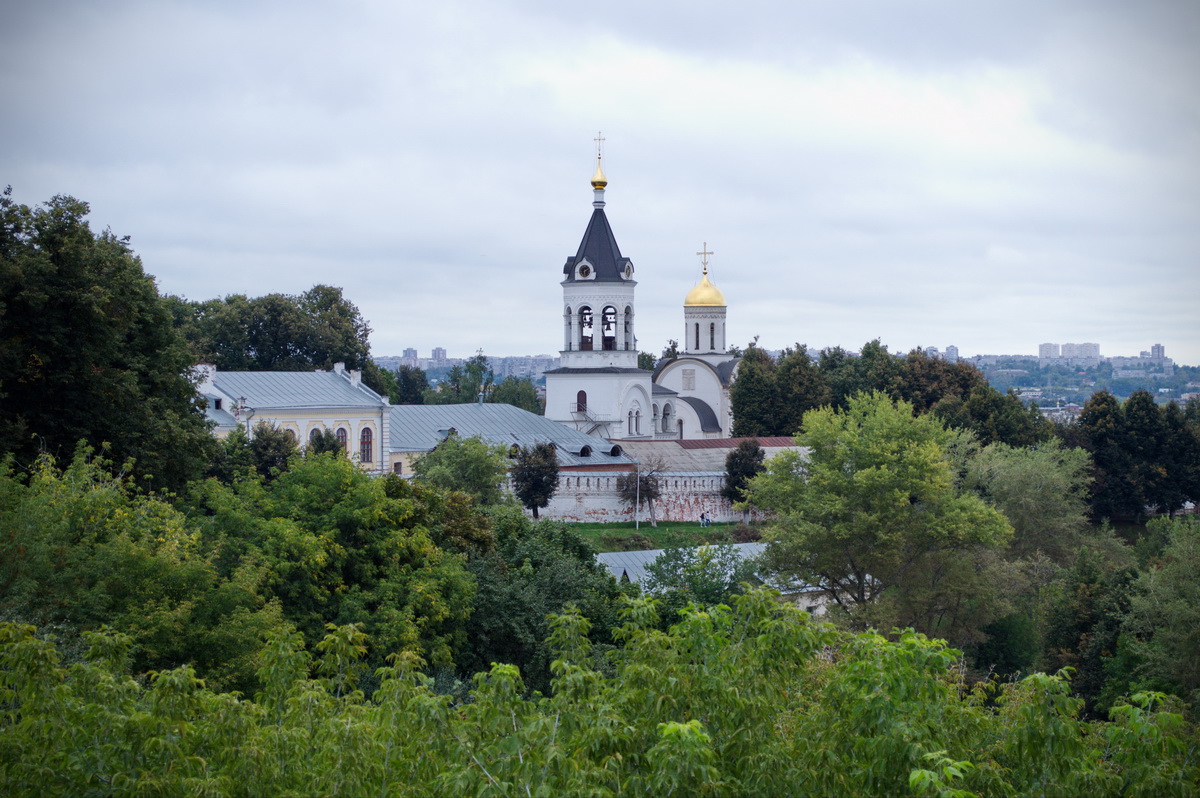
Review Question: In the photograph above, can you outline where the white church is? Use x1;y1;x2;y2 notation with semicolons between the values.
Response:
544;156;740;440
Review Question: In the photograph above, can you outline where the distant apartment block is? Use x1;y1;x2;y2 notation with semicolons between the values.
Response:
944;345;959;362
1039;341;1100;366
924;346;939;359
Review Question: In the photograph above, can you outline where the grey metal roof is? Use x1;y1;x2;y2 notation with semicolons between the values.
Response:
388;403;637;468
562;205;633;283
596;542;766;586
202;394;239;431
213;371;388;410
678;396;722;432
652;384;678;396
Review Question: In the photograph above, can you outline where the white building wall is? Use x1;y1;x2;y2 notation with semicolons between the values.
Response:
534;471;759;523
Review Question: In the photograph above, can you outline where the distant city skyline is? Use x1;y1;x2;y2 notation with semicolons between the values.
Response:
380;340;1188;366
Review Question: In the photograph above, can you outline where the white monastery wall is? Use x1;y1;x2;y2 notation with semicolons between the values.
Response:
531;470;762;523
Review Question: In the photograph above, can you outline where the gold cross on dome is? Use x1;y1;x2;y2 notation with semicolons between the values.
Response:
696;242;714;269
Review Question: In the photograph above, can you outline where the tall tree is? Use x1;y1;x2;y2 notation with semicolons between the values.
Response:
775;344;832;435
393;364;429;404
1123;390;1169;513
1161;401;1200;515
722;438;765;521
729;343;780;437
0;189;214;491
1073;391;1143;522
511;442;560;519
748;392;1011;621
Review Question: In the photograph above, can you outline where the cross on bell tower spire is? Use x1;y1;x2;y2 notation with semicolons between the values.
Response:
696;242;714;274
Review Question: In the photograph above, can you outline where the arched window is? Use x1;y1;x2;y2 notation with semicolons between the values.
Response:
576;390;587;412
624;305;633;350
635;410;641;435
709;323;715;350
284;428;296;441
601;306;617;351
662;403;672;433
627;411;634;435
360;428;373;463
336;428;347;450
309;428;321;447
694;323;700;351
579;306;593;350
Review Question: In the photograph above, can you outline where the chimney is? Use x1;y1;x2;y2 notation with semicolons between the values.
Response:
333;362;346;374
350;370;361;386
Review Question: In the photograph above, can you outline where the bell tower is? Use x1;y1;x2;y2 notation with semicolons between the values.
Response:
544;140;653;439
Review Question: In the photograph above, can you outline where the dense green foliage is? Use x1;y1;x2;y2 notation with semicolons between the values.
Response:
391;364;429;404
1062;390;1200;522
729;339;1051;447
0;189;215;491
167;284;372;374
459;507;624;692
412;434;510;506
0;450;283;691
3;593;1198;796
750;393;1012;619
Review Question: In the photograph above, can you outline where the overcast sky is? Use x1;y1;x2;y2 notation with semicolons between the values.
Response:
4;0;1198;364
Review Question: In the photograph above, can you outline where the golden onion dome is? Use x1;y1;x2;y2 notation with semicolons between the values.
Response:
590;157;608;189
684;268;726;306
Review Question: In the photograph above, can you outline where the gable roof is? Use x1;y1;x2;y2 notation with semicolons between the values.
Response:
389;402;636;468
211;370;388;410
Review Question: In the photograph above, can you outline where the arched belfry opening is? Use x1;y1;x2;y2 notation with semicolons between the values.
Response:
578;306;593;351
624;305;633;351
602;306;617;351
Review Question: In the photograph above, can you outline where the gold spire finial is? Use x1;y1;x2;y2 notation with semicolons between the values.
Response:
591;131;608;189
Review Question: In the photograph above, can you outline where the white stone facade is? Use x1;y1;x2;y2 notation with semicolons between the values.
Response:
533;470;751;523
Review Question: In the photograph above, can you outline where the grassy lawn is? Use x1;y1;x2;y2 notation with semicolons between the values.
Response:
568;521;758;553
